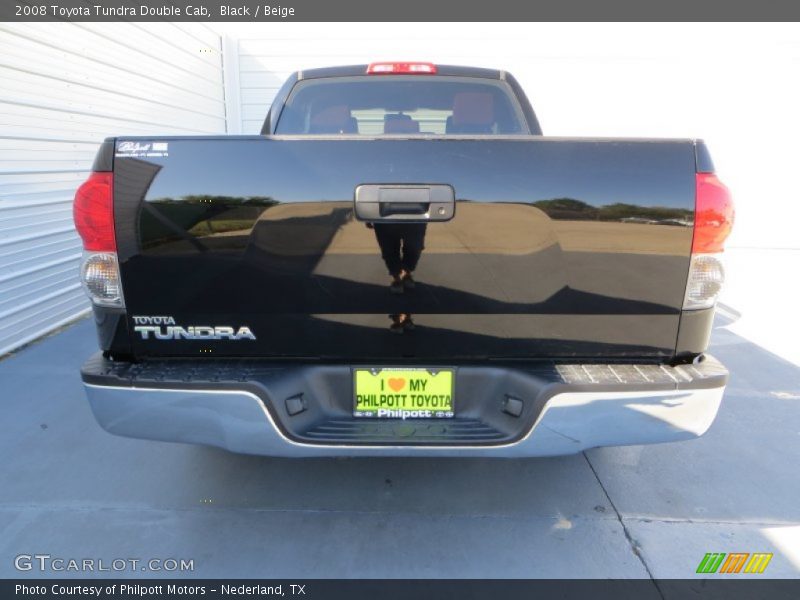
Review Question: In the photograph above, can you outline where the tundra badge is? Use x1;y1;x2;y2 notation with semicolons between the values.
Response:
132;316;256;341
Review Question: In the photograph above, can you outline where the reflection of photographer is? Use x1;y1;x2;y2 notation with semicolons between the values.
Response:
389;313;415;334
369;223;428;294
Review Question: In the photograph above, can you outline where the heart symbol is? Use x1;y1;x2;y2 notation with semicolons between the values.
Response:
388;378;405;392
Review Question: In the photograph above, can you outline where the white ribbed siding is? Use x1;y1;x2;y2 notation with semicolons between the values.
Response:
0;23;227;356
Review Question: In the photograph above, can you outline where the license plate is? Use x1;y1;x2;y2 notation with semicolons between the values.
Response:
353;368;455;419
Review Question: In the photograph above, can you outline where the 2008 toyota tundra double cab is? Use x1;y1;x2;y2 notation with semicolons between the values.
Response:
75;62;733;457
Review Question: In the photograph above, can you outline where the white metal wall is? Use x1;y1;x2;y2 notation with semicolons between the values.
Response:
0;23;227;356
225;22;800;251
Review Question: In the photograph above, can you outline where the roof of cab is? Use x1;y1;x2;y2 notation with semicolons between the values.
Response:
298;64;505;81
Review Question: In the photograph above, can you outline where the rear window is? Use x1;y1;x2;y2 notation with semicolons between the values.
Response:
274;76;528;136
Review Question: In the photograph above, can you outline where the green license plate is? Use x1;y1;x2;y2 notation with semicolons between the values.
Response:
353;368;455;419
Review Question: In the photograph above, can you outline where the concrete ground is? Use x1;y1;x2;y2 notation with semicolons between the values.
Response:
0;248;798;587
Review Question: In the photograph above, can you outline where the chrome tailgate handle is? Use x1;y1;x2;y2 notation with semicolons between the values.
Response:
354;184;455;222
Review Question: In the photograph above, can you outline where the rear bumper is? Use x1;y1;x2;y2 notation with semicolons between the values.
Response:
81;355;727;457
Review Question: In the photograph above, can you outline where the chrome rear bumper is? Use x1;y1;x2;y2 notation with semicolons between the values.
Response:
82;356;727;457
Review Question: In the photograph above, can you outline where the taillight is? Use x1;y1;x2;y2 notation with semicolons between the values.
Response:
73;172;115;251
367;62;437;75
683;173;734;310
74;172;124;307
80;252;124;307
693;173;734;254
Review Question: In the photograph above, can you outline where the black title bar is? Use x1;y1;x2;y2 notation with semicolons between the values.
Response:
3;580;800;600
3;0;800;21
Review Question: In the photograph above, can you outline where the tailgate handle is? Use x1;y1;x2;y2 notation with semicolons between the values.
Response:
354;184;455;222
380;202;429;216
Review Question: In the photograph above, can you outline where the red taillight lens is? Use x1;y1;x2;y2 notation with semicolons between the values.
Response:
693;173;734;254
367;62;437;75
73;172;115;251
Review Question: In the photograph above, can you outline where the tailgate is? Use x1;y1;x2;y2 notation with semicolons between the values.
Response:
113;137;696;360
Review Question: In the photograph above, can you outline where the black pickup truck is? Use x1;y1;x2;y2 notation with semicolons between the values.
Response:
75;62;733;457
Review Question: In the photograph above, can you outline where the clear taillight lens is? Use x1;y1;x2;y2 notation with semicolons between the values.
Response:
683;253;725;310
81;251;124;307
